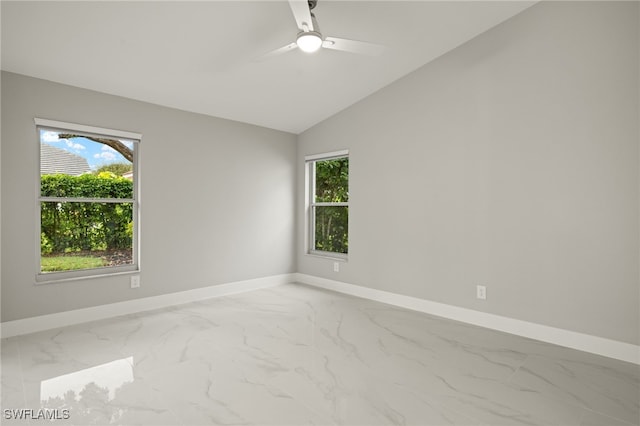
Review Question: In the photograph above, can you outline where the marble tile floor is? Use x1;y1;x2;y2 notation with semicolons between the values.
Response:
1;283;638;426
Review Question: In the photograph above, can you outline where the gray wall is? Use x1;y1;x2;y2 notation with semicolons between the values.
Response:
1;71;297;322
297;1;640;345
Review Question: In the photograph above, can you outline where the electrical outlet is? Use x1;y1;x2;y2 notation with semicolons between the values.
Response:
130;276;140;289
476;285;486;300
333;262;340;272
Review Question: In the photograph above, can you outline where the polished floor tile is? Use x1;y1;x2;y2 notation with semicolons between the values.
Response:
1;283;638;425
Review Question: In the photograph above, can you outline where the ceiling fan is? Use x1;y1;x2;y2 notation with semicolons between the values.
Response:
263;0;385;59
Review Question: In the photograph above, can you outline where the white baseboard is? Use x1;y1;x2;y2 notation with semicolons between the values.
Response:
0;274;294;338
295;273;640;365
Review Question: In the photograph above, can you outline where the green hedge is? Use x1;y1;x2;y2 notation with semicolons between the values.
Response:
41;173;133;254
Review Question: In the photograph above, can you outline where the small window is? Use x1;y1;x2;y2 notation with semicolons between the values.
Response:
307;151;349;258
36;119;140;281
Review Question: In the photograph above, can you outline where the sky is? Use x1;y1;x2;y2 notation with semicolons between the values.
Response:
40;129;134;170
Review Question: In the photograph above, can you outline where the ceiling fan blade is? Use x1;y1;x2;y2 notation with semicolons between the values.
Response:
323;37;385;57
288;0;314;31
257;42;298;61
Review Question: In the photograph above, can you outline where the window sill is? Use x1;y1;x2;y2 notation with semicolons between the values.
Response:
306;251;348;262
35;267;139;285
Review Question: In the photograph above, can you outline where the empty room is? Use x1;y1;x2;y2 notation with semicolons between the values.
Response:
1;1;638;425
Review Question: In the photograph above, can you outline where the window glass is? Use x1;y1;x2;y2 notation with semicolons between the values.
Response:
309;155;349;256
38;126;138;278
313;205;348;254
315;157;349;203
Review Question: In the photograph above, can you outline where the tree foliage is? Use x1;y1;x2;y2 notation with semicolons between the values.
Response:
315;158;349;203
314;158;349;253
40;174;133;254
95;163;133;176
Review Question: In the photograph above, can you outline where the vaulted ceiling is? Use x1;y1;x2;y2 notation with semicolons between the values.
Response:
1;1;535;134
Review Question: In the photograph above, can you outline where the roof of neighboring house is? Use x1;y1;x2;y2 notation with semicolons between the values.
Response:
40;143;91;176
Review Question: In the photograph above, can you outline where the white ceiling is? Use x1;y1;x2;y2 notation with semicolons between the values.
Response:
1;1;535;134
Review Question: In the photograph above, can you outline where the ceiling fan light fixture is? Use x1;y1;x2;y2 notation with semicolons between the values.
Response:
296;31;323;53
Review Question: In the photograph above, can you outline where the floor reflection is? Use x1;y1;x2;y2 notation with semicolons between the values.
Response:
41;356;133;403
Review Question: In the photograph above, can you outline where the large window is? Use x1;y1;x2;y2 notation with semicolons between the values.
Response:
36;119;140;281
307;151;349;258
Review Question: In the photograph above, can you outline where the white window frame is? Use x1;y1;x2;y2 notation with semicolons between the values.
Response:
305;150;349;260
34;118;141;283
